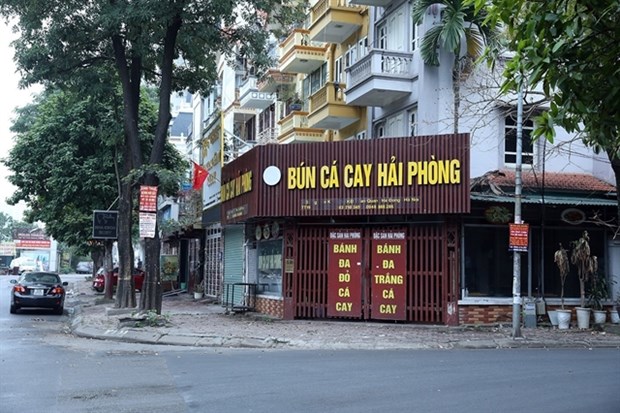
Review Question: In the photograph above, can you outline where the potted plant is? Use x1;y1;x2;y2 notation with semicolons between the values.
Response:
570;231;597;329
193;279;205;300
588;272;609;324
553;243;571;329
612;292;620;324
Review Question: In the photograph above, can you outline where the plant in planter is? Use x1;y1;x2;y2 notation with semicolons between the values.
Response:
193;279;205;299
570;231;598;329
553;243;571;329
588;273;609;324
612;292;620;324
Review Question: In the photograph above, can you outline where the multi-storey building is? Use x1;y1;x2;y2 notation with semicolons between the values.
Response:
195;0;619;325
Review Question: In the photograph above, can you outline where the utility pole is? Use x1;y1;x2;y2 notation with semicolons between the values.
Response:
512;85;524;338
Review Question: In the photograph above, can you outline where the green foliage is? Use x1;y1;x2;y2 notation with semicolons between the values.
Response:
412;0;502;67
477;0;620;175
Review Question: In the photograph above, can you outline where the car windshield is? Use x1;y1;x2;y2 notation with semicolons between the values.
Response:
22;273;60;284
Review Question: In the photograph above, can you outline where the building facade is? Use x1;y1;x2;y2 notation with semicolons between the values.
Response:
187;0;618;324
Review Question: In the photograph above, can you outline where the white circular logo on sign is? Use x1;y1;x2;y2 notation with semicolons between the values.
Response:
263;166;281;186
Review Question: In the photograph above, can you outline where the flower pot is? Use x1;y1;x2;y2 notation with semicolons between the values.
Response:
556;309;571;330
547;310;559;328
193;292;203;300
593;310;607;325
575;307;591;329
611;308;620;324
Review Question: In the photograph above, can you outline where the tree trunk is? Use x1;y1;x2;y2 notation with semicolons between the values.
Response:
452;58;462;136
104;240;115;300
140;231;163;314
115;148;136;309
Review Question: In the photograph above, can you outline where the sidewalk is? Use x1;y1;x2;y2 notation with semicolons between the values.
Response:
65;278;620;350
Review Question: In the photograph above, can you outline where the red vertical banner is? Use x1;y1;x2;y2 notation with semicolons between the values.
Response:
371;230;407;320
327;230;363;318
139;185;158;212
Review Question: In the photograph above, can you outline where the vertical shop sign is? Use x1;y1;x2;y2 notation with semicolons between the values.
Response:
371;231;407;320
327;230;362;318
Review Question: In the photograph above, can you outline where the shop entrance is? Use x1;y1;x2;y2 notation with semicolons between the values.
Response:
283;223;459;324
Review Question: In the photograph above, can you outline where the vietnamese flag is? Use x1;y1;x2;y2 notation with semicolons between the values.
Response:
192;161;209;190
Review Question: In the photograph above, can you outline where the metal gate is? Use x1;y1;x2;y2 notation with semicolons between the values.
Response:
284;223;459;324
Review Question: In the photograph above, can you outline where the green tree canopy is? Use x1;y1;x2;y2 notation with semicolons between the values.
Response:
4;86;186;253
476;0;620;223
0;0;305;310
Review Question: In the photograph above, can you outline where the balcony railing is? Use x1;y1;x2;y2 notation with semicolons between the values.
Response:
348;49;414;88
345;49;415;106
309;0;365;44
239;75;276;109
257;126;279;145
279;28;327;74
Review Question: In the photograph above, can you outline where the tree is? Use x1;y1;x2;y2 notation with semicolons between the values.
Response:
4;85;185;299
412;0;501;134
0;212;36;243
477;0;620;227
5;89;119;252
0;1;304;312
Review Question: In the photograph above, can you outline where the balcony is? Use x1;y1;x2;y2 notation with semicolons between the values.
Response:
308;82;360;130
257;69;297;93
349;0;392;5
278;111;325;143
345;49;415;106
279;29;328;74
257;126;280;145
239;75;276;110
309;0;365;44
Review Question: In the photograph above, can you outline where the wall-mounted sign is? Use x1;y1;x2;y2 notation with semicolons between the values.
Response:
561;208;586;225
371;230;407;320
327;230;362;318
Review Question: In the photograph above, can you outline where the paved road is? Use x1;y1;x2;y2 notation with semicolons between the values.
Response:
2;275;620;412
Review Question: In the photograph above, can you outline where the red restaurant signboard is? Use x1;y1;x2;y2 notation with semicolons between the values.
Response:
327;230;363;318
371;230;407;320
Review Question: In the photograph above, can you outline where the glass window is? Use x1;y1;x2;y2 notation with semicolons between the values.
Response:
463;225;606;299
505;114;534;165
257;239;283;296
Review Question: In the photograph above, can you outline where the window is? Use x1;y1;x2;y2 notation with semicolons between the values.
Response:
304;63;328;98
385;112;405;137
257;238;282;296
356;130;367;140
412;22;420;51
358;37;368;59
375;122;385;138
334;57;343;83
463;226;605;300
377;25;387;49
504;114;534;165
409;110;417;136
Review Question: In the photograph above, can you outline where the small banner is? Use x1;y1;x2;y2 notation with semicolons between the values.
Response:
139;185;158;212
139;212;157;238
509;223;529;252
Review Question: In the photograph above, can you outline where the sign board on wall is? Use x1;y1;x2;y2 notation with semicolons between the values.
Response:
327;230;363;318
371;230;407;320
92;210;118;239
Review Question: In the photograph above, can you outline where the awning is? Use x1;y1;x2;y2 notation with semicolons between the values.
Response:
471;193;618;207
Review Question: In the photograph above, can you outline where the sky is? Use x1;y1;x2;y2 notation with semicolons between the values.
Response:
0;21;40;221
